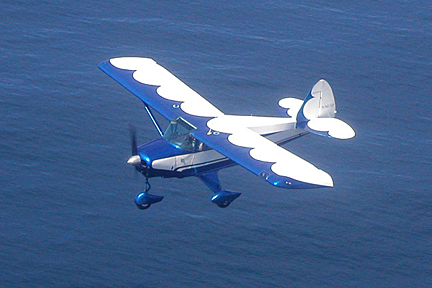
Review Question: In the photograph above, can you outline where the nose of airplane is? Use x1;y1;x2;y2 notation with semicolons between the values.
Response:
127;155;141;166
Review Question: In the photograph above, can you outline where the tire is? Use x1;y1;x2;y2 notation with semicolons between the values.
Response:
217;202;230;208
137;203;151;210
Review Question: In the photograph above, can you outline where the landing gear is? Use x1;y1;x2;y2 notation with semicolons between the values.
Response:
134;177;164;210
144;177;151;193
136;202;151;210
211;191;241;208
197;172;241;208
217;202;230;208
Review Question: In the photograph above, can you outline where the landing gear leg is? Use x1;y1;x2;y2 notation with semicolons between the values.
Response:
134;177;164;210
144;177;151;193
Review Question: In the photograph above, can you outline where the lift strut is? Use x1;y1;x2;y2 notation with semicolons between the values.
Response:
143;103;163;137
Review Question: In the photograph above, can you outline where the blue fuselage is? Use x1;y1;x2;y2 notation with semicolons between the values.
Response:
138;138;234;178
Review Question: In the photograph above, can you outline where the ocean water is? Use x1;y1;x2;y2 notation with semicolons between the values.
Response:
1;0;431;287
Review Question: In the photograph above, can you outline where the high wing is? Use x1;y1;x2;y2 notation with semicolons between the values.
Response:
99;57;333;189
192;117;333;189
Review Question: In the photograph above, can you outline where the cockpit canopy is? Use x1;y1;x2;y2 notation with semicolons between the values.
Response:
163;117;209;152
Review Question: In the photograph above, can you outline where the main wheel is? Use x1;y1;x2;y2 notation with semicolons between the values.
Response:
217;202;230;208
137;203;151;210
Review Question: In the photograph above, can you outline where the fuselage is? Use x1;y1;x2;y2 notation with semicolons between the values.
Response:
138;117;307;179
137;137;234;178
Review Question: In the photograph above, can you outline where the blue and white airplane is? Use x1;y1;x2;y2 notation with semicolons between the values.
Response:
99;57;355;209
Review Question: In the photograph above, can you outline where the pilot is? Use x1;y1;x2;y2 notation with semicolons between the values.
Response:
196;141;204;151
181;134;194;150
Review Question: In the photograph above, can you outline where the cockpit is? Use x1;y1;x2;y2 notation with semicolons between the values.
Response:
163;117;209;152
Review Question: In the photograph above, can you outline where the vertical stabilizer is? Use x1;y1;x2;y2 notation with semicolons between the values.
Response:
297;79;336;123
297;80;355;139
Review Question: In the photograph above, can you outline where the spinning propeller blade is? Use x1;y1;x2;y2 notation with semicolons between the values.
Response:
130;125;138;156
127;125;145;171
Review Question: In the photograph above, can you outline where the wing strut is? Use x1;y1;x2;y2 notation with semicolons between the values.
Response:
197;171;241;208
143;103;164;137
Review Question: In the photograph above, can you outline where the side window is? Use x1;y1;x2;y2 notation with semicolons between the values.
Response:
163;117;211;152
164;117;197;151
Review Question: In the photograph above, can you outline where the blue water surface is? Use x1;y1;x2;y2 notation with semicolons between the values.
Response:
1;0;431;287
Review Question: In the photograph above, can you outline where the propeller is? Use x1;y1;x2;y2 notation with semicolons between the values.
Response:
127;126;145;170
130;125;138;156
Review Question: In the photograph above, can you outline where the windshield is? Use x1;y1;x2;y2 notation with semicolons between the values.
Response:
163;117;209;152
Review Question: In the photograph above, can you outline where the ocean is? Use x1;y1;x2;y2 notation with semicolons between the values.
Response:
1;0;431;287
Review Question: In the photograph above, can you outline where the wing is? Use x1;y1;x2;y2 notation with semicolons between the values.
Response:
98;57;224;124
192;116;334;189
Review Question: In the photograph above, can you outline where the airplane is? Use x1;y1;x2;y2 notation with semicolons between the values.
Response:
98;57;355;209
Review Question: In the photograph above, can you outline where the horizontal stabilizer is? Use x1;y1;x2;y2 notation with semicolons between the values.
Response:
302;118;355;139
278;97;303;118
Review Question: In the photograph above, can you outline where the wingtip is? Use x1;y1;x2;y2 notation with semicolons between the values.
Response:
312;170;334;188
268;171;333;189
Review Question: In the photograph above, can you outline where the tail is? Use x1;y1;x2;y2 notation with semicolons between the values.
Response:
296;79;355;140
